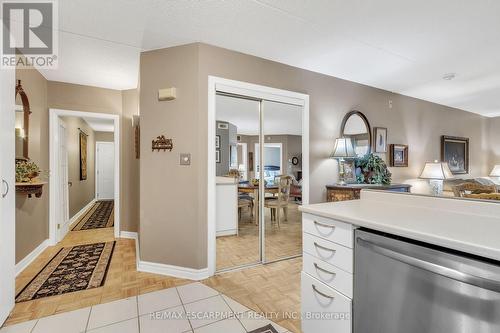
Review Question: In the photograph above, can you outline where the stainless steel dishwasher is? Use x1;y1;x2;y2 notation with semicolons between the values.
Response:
354;228;500;333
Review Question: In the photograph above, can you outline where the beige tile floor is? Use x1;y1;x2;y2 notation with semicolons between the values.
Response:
0;283;292;333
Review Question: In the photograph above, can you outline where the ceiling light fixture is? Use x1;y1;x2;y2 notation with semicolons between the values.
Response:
442;73;456;81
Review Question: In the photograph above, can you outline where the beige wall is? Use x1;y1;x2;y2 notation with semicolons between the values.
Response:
121;89;140;232
61;116;96;218
15;74;139;264
139;44;202;268
489;117;500;170
48;81;122;114
95;131;114;142
139;43;495;269
15;68;49;263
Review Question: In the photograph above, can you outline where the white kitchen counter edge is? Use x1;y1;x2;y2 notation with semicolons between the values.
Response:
300;190;500;262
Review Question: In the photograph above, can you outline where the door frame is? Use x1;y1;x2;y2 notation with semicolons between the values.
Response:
237;142;247;180
57;118;70;241
0;66;16;325
207;76;309;276
254;142;283;179
95;141;115;200
49;109;120;244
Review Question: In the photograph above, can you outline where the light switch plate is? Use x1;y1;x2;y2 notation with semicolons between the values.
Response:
180;153;191;166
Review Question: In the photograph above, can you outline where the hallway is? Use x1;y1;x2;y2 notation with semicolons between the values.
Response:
5;226;301;332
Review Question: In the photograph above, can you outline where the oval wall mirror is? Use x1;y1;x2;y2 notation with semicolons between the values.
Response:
340;110;372;157
15;80;31;160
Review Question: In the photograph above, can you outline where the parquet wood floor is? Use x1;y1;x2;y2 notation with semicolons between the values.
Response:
216;202;302;270
6;228;190;326
204;257;302;333
6;218;302;333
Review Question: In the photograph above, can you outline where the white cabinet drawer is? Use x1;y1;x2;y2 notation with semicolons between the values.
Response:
301;272;351;333
303;213;353;248
303;252;353;298
303;233;353;273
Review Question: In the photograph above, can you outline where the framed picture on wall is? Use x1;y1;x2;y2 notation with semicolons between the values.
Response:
389;144;409;167
374;127;388;153
216;150;221;163
79;131;88;180
215;135;220;149
248;152;254;172
441;136;469;174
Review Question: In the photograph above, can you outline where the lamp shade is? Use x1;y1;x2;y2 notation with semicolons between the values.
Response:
490;165;500;177
330;137;355;159
419;161;453;180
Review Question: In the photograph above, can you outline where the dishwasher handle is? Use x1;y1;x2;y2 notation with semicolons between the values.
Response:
357;237;500;293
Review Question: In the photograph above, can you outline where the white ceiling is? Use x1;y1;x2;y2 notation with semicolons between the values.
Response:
82;117;115;132
216;95;302;135
40;0;500;117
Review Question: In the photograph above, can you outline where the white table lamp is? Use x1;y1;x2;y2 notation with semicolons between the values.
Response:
330;137;356;185
419;161;453;196
490;165;500;178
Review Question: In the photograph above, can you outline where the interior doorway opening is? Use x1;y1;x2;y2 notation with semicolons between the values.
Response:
49;109;120;244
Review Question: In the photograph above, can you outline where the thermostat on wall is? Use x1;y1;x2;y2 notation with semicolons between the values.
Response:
158;87;176;101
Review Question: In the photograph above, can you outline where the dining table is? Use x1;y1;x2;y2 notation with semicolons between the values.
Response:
238;183;278;224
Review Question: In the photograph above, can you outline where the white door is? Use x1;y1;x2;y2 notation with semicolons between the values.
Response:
58;119;70;241
96;142;115;200
0;68;16;323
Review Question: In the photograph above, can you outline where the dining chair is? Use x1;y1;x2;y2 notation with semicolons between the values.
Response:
264;175;292;228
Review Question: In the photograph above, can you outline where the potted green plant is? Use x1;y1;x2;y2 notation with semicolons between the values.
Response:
355;153;392;185
16;160;41;183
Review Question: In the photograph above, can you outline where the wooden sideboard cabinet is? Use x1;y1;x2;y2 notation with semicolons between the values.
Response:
326;183;411;202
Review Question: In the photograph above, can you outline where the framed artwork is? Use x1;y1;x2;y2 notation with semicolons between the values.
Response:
248;152;254;171
441;136;469;174
344;160;357;183
216;150;221;163
215;135;220;149
389;144;409;167
79;131;88;180
374;127;387;153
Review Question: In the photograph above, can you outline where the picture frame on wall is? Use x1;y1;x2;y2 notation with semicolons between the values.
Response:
215;135;220;149
441;135;469;174
389;144;409;167
79;131;88;180
374;127;388;153
248;152;254;171
216;150;221;163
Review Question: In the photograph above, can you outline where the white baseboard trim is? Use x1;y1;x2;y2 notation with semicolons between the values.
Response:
137;260;209;281
120;231;138;240
16;239;50;276
216;229;237;237
69;198;97;228
120;231;207;281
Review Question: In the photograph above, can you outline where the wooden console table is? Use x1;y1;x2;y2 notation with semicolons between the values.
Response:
326;183;412;202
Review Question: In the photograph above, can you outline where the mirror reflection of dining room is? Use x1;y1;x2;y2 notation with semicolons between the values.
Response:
215;93;303;271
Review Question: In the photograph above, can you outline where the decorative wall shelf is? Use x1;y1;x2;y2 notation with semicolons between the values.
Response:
152;135;173;152
15;182;46;198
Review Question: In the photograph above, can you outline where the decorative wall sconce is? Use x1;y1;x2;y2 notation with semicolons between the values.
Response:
152;135;173;152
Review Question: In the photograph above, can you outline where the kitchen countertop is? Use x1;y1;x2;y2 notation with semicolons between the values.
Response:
216;176;238;185
300;190;500;261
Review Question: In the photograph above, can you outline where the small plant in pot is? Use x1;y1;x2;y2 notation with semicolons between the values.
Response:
16;160;41;183
355;153;392;185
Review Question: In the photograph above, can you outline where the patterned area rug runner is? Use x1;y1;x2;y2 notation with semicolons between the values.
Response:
73;200;114;231
16;241;115;302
